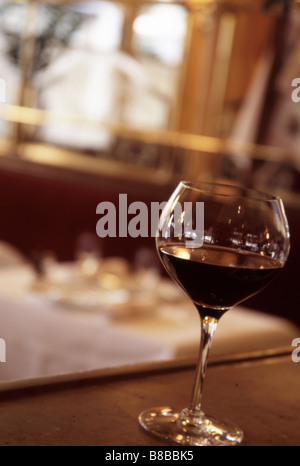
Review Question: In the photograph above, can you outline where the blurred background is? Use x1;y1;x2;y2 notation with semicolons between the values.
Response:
0;0;299;379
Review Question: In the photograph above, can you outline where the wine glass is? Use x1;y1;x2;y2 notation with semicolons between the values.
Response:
138;181;290;446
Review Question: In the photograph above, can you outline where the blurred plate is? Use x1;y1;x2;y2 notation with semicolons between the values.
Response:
30;259;185;315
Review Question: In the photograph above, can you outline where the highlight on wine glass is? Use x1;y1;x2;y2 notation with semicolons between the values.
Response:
139;181;290;446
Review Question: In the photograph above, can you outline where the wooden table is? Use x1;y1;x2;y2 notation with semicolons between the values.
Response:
0;348;298;446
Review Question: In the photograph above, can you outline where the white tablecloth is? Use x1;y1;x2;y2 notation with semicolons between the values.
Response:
0;264;297;383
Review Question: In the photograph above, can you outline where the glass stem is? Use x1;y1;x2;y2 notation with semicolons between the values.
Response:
188;314;219;415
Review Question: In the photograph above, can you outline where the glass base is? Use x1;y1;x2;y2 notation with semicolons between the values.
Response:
139;407;243;446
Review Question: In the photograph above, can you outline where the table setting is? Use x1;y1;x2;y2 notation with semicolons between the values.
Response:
0;235;296;388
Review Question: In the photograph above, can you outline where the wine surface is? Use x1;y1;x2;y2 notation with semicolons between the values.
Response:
159;245;282;318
